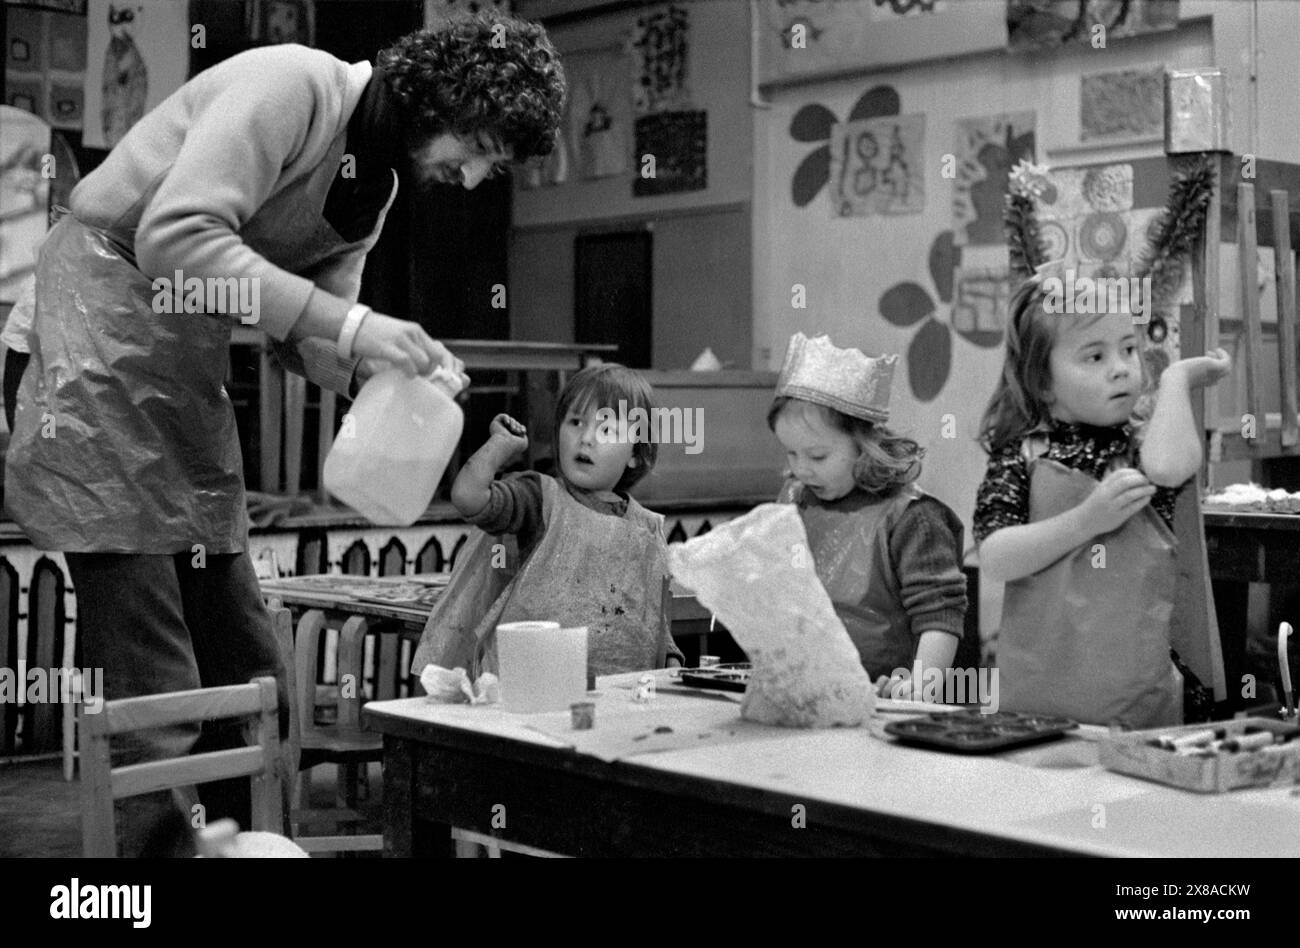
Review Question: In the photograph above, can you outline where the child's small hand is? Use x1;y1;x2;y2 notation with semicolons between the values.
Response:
1080;467;1157;535
488;414;529;461
875;674;914;700
1169;348;1232;389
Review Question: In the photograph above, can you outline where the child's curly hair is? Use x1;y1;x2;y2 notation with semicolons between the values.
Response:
767;397;923;497
555;363;658;493
378;11;566;162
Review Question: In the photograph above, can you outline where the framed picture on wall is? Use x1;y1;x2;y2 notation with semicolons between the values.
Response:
1078;65;1165;146
754;0;1006;89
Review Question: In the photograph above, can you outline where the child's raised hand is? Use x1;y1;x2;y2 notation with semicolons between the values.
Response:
1170;348;1232;389
1079;467;1157;535
488;413;529;460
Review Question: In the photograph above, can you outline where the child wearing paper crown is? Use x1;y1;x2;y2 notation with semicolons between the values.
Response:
410;363;684;682
768;333;968;698
974;270;1230;728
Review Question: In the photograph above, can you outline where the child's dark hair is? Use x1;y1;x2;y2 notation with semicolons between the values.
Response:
767;396;923;496
979;279;1058;455
379;12;566;162
555;363;657;493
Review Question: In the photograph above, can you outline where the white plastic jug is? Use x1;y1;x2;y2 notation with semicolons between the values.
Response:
322;367;464;526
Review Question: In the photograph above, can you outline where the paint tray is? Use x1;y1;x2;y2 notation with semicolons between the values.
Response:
883;709;1078;754
676;663;752;693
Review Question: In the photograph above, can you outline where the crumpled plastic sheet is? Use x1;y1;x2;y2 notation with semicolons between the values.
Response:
419;664;500;705
668;503;874;728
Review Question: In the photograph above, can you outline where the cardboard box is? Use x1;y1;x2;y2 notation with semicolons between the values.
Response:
1099;718;1300;793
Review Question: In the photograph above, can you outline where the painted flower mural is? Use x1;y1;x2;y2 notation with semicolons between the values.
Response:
877;230;1006;402
789;85;901;208
789;85;1008;403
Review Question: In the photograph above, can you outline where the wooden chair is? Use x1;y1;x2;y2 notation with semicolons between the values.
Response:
267;604;382;854
80;676;290;858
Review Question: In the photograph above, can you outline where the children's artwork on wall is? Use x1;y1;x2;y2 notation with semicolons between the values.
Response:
827;113;924;217
6;6;47;72
950;245;1012;350
869;0;947;19
875;229;1008;402
633;109;706;197
6;0;87;12
756;0;1004;88
0;106;52;302
789;84;900;208
47;80;83;127
1038;161;1191;370
1007;0;1178;52
1040;164;1140;274
246;0;315;46
424;0;510;26
631;3;690;114
565;46;632;180
951;111;1036;246
83;0;189;149
4;7;86;129
1080;66;1164;143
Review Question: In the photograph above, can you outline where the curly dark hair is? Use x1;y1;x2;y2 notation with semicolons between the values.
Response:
378;12;566;162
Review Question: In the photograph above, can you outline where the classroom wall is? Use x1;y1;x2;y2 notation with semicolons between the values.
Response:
511;206;752;369
750;0;1300;525
749;0;1300;642
508;0;753;366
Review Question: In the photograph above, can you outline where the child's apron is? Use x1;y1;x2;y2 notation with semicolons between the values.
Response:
998;453;1182;728
411;474;672;679
782;481;934;678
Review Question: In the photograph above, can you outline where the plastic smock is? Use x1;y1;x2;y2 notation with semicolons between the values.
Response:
410;473;674;680
5;185;393;551
998;443;1182;729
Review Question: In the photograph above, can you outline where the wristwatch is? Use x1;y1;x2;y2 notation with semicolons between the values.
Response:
337;303;371;359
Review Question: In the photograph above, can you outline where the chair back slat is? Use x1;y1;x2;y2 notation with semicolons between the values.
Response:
80;677;282;857
336;617;368;728
295;611;326;729
102;683;265;736
111;747;266;799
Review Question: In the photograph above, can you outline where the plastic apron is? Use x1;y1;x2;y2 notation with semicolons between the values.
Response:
998;454;1182;729
411;475;672;679
6;173;395;553
783;481;937;678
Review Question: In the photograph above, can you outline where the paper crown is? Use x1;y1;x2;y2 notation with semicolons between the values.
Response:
775;333;898;424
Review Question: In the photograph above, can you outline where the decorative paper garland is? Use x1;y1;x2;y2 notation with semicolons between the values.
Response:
1003;154;1217;306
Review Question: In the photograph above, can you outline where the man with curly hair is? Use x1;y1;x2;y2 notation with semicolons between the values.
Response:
5;11;565;856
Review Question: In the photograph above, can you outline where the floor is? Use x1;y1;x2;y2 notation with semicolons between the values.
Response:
0;754;383;858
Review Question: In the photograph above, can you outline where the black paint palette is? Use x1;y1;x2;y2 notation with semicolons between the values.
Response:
677;663;752;693
883;709;1078;754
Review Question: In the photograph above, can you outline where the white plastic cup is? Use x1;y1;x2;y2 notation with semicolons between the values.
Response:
496;622;587;713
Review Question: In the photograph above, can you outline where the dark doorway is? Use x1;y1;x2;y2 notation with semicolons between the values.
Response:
574;230;653;368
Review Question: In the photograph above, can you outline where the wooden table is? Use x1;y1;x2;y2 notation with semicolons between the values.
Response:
259;576;716;681
363;670;1300;858
261;576;710;627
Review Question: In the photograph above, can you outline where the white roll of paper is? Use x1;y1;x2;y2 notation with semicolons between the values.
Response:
496;622;587;713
